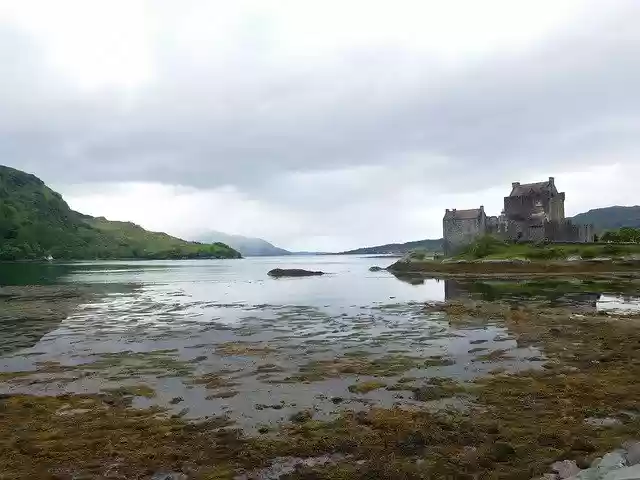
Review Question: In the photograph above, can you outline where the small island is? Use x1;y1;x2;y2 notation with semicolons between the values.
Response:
389;177;640;276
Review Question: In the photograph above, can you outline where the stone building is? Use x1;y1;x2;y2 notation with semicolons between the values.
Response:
442;206;487;256
443;177;594;254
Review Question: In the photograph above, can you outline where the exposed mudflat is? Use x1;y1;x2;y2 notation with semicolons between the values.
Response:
3;258;640;479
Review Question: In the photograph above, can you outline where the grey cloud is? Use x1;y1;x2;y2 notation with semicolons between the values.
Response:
1;3;640;203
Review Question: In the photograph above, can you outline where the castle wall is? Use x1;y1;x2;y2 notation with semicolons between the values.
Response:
543;220;594;243
443;215;486;255
548;193;565;221
504;195;551;221
504;190;565;222
498;220;545;242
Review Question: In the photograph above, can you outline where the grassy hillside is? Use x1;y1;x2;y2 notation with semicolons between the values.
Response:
572;206;640;232
342;238;443;255
0;165;241;260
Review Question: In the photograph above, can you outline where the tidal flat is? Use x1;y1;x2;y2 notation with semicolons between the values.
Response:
3;258;640;479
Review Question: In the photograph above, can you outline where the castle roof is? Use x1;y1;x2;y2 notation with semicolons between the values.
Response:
509;179;554;197
443;208;484;220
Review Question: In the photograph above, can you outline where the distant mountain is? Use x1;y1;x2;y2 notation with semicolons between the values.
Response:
195;231;291;257
571;206;640;232
0;165;241;260
341;238;443;255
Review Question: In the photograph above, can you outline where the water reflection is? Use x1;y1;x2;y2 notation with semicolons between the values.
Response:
388;270;640;313
442;278;640;313
0;262;75;285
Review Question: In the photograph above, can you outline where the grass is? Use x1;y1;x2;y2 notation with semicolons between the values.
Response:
454;237;640;261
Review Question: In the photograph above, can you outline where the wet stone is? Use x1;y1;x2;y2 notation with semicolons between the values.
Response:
585;417;623;427
623;441;640;466
598;451;628;472
601;465;640;480
552;460;581;479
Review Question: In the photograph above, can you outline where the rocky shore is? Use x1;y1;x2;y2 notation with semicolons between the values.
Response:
537;441;640;479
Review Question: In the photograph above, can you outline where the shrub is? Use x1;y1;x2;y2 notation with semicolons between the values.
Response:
602;244;623;256
461;236;507;259
525;247;564;260
580;248;597;259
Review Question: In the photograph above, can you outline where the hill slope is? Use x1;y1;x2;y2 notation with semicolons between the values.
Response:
571;206;640;232
194;231;291;256
342;238;443;255
0;165;241;260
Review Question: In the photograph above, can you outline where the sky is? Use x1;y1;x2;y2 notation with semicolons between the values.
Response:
1;1;640;252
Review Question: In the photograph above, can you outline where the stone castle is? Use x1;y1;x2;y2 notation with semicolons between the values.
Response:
443;177;594;254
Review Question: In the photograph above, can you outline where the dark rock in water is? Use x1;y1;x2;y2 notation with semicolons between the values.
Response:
268;268;325;278
369;266;384;272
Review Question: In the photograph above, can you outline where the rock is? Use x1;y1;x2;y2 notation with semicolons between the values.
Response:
552;460;581;478
602;465;640;480
623;441;640;466
369;266;384;272
268;268;325;278
585;417;623;427
598;451;628;471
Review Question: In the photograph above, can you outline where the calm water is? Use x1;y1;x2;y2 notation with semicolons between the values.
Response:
0;255;637;430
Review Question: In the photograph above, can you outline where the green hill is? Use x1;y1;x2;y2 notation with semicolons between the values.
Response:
571;206;640;232
0;165;241;260
341;238;443;255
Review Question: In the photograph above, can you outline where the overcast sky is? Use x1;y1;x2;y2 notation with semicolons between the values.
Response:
1;1;639;251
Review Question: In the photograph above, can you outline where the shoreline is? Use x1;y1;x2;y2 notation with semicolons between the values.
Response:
388;258;640;276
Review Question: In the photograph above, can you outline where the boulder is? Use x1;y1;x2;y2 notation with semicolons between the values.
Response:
268;268;325;278
623;441;640;466
552;460;581;479
602;465;640;480
369;266;384;272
